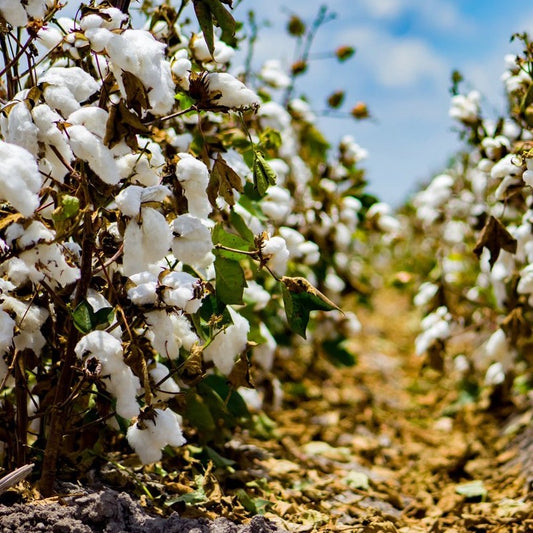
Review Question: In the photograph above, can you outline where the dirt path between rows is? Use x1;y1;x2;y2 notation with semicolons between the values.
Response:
0;287;531;532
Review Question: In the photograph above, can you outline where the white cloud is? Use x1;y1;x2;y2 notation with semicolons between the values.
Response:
345;27;449;88
357;0;471;33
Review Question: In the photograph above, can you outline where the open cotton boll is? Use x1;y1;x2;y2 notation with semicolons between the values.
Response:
0;2;27;27
0;141;42;217
2;102;39;156
176;154;212;219
127;408;186;464
127;271;158;305
67;124;120;185
106;30;175;115
0;310;15;355
160;271;204;313
68;107;109;139
145;310;198;358
171;214;214;270
43;85;80;116
75;331;140;419
253;323;277;371
243;280;271;311
171;50;191;90
261;235;289;277
122;208;172;276
260;59;290;89
190;32;235;64
203;307;249;375
261;186;293;223
150;362;180;401
39;67;100;103
206;72;260;110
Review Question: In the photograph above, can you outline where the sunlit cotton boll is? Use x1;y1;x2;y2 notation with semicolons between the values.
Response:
67;124;120;185
160;271;204;313
261;186;293;223
413;282;439;308
75;331;140;419
260;59;291;89
485;362;505;386
205;72;260;110
261;235;289;277
449;90;480;124
122;208;172;276
150;362;180;401
415;306;451;356
0;141;42;216
243;280;271;310
176;154;212;219
106;29;175;115
203;307;250;375
127;408;186;464
171;214;214;270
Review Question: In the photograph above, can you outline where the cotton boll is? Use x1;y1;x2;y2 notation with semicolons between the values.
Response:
203;307;250;375
75;331;140;419
161;271;204;313
243;280;271;311
260;59;290;89
171;50;191;90
0;310;15;355
145;310;198;358
253;323;276;371
106;30;175;115
449;91;480;124
68;107;108;139
122;208;172;276
171;214;214;270
2;102;39;156
490;153;523;180
67;124;120;185
205;72;260;110
0;141;42;216
116;186;144;217
127;271;159;305
414;282;439;308
176;154;212;219
127;408;186;464
0;2;27;27
261;235;289;277
262;186;293;223
150;362;180;401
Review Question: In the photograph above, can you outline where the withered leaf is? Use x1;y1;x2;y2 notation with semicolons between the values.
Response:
501;307;531;345
104;100;150;149
121;71;150;115
473;215;517;268
180;343;205;385
228;354;254;389
208;153;244;206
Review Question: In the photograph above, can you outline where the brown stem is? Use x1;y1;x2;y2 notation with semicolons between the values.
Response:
14;351;28;467
39;209;94;496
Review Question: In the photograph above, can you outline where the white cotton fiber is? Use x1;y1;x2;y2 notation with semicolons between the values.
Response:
67;124;120;185
0;141;42;216
203;307;249;375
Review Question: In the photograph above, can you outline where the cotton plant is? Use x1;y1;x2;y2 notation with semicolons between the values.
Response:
0;0;381;491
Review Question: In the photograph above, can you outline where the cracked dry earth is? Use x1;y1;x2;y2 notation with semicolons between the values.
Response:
0;287;532;532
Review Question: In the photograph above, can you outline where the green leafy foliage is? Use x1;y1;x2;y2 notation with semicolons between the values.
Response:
71;300;114;334
281;277;340;338
192;0;236;57
252;150;277;196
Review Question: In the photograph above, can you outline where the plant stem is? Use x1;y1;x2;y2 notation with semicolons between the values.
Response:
39;208;95;496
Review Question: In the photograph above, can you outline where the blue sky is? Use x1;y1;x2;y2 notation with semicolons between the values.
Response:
237;0;533;205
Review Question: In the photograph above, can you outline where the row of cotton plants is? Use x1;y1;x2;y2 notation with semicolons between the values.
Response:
410;36;533;402
0;1;397;493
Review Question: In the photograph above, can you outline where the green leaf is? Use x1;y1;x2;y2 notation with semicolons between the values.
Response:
205;445;236;468
281;277;340;338
184;391;216;437
322;338;357;367
52;195;80;224
92;307;114;330
206;0;236;48
212;223;252;260
214;254;245;305
72;300;94;334
253;151;277;196
203;374;250;419
229;209;255;245
259;128;282;150
192;0;215;57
